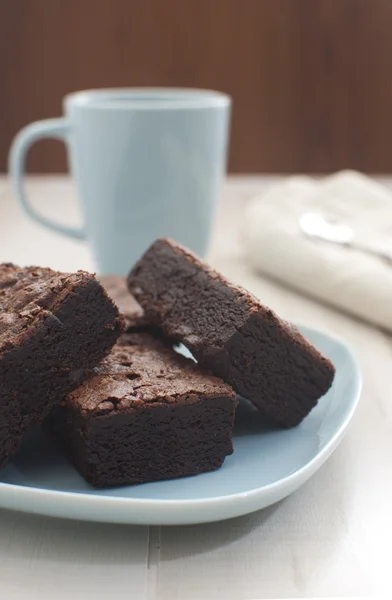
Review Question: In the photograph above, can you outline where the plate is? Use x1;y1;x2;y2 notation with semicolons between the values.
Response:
0;324;361;525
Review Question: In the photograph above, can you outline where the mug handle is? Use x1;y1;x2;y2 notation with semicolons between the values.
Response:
8;118;86;240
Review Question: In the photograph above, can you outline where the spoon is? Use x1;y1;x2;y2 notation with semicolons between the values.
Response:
299;212;392;265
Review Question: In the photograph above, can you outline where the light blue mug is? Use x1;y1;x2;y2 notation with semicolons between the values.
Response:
9;88;231;275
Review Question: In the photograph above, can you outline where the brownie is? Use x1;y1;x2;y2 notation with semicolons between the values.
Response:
49;332;237;488
0;263;124;467
99;275;147;330
127;238;335;427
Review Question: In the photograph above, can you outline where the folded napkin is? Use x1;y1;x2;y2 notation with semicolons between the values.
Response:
243;170;392;331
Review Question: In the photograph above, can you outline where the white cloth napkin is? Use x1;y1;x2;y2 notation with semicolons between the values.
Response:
243;170;392;331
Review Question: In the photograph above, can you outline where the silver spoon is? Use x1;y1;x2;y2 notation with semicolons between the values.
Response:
299;212;392;265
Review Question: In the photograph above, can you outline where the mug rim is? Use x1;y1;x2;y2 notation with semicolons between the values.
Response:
64;88;231;110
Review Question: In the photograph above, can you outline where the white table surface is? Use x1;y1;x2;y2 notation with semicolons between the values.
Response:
0;175;389;600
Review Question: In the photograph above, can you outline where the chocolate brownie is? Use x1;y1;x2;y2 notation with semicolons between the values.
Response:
127;239;335;427
99;275;147;330
0;263;124;467
49;332;236;487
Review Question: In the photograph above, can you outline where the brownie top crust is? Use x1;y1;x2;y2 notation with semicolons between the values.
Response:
0;263;122;354
66;332;236;416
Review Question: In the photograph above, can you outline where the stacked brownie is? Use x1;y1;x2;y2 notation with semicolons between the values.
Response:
0;240;335;488
49;333;236;487
0;263;124;467
127;239;335;428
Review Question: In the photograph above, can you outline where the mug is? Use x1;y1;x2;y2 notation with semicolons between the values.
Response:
9;88;231;275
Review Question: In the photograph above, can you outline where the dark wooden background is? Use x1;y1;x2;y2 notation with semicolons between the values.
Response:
2;0;392;173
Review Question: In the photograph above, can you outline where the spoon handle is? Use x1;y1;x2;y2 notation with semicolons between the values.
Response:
351;240;392;265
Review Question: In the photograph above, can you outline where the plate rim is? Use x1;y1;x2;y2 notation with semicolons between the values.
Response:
0;323;362;524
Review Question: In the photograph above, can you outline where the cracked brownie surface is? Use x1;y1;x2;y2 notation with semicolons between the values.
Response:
48;332;237;488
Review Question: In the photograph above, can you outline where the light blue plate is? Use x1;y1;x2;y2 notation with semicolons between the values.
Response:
0;324;361;525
